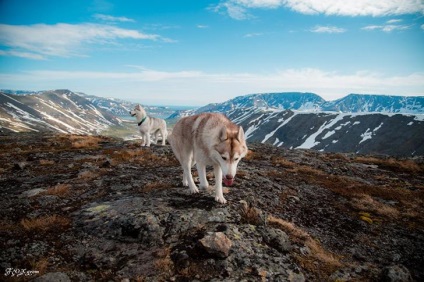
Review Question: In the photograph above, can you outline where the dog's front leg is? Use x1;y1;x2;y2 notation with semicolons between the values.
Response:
140;134;146;146
213;165;226;204
183;164;199;194
146;132;151;147
196;163;209;189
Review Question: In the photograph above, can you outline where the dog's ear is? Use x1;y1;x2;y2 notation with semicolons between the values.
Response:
136;104;141;110
219;126;228;141
237;126;245;142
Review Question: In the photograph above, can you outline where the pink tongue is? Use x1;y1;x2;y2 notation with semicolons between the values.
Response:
223;177;234;186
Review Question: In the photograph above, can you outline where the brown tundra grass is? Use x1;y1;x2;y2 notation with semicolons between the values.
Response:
30;257;49;276
21;215;70;232
39;159;55;165
70;135;101;149
142;181;173;192
355;156;423;173
268;215;342;279
271;156;296;168
106;148;178;167
244;150;259;161
153;247;174;278
43;183;71;198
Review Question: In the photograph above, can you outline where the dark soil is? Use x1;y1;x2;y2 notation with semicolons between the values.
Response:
1;132;423;281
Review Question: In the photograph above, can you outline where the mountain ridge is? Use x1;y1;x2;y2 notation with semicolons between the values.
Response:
195;92;424;114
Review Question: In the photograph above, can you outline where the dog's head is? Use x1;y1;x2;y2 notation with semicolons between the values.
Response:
129;104;144;117
212;125;248;186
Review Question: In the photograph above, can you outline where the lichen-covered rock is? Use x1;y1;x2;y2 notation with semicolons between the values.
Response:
381;265;413;282
259;227;292;253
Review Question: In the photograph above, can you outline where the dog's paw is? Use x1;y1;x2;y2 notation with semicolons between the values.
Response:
189;186;199;194
199;184;209;189
215;195;227;204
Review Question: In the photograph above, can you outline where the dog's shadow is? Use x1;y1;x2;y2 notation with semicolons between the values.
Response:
167;192;218;211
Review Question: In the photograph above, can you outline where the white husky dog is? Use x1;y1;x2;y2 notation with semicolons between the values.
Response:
129;104;168;146
168;113;248;204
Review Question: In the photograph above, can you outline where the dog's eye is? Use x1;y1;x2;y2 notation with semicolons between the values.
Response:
234;158;239;161
222;156;227;161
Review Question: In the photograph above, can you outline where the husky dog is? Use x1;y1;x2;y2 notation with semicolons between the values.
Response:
168;113;248;204
129;104;168;146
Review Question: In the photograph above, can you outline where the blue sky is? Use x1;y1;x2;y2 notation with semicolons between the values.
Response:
0;0;423;106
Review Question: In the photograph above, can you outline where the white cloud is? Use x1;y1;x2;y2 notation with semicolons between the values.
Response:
197;24;209;29
209;2;253;20
93;14;136;23
282;0;424;16
362;19;411;32
244;32;263;37
386;19;402;24
2;68;423;104
0;50;46;60
310;25;346;33
0;23;169;59
421;24;424;30
233;0;285;8
213;0;424;19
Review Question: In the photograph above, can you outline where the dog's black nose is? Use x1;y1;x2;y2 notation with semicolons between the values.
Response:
225;175;234;180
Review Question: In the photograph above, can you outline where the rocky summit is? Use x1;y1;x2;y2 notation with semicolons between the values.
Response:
1;133;423;281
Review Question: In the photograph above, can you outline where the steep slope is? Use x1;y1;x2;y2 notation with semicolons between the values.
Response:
0;90;121;134
227;108;424;157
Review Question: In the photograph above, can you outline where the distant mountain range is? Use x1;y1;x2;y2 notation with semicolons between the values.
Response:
1;89;423;156
194;92;424;114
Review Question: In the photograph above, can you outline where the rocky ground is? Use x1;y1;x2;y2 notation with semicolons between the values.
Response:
0;132;423;281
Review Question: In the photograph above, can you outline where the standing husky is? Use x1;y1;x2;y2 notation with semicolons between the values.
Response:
130;104;168;146
168;113;248;204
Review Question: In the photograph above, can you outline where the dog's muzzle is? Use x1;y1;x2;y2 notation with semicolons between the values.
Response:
130;112;136;117
223;175;235;186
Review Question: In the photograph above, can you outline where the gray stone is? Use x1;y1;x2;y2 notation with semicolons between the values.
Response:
381;265;413;282
14;161;28;170
199;232;232;258
22;188;46;198
287;269;306;282
37;195;60;206
259;227;292;253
